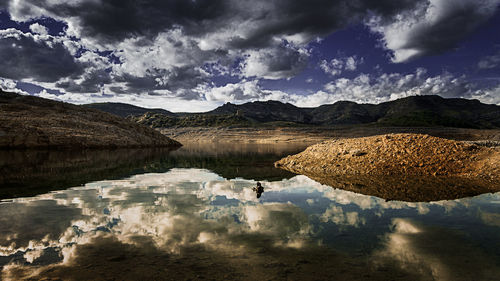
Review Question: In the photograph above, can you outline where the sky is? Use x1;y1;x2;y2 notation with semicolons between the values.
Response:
0;0;500;112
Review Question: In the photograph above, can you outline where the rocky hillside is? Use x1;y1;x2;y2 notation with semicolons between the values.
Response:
209;100;312;123
275;133;500;201
123;95;500;129
130;112;252;128
83;102;174;117
0;91;182;148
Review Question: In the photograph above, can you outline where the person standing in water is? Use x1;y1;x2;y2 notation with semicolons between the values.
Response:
253;182;264;198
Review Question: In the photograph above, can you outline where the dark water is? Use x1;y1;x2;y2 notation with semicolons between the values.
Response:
1;144;499;280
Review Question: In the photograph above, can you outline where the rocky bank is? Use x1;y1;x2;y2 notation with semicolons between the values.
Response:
275;133;500;201
0;92;181;148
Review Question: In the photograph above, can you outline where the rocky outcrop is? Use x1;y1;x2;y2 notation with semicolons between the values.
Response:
0;91;182;148
275;133;500;201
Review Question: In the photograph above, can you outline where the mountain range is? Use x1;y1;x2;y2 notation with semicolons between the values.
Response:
93;95;500;129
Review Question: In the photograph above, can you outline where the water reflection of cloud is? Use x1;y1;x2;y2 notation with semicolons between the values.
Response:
0;200;82;255
374;218;500;281
1;168;499;280
320;205;366;227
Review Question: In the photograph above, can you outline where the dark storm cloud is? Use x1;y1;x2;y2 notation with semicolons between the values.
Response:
229;0;420;49
0;30;83;82
6;1;499;61
55;68;112;93
388;0;500;61
4;1;423;48
239;44;309;79
16;0;230;44
112;66;205;99
32;0;420;49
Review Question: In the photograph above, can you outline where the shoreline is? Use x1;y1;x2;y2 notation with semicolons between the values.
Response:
161;126;500;144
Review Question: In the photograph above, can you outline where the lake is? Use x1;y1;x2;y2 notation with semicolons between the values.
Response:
1;143;499;280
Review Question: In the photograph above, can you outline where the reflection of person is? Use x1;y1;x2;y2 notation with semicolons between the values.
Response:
253;182;264;198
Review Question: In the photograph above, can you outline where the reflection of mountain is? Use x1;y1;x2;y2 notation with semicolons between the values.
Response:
0;143;302;199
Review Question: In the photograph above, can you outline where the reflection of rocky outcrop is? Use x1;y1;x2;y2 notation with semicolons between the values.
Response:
0;143;301;199
307;174;499;202
166;143;302;182
0;148;177;199
276;133;500;201
0;91;181;148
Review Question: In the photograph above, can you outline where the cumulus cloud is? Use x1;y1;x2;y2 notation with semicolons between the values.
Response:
203;80;288;103
320;56;363;76
320;69;500;105
201;68;500;109
28;23;48;35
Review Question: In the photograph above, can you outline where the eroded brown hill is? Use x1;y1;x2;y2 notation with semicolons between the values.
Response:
0;91;181;148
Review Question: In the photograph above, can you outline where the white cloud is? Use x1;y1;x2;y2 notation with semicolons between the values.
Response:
203;80;289;104
0;78;28;95
320;56;364;76
29;23;49;35
312;68;495;105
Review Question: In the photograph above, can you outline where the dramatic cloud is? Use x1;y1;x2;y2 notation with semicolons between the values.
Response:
368;0;500;62
0;29;83;82
0;0;498;108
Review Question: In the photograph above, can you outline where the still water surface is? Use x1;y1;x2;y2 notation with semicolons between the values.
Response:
1;143;499;280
